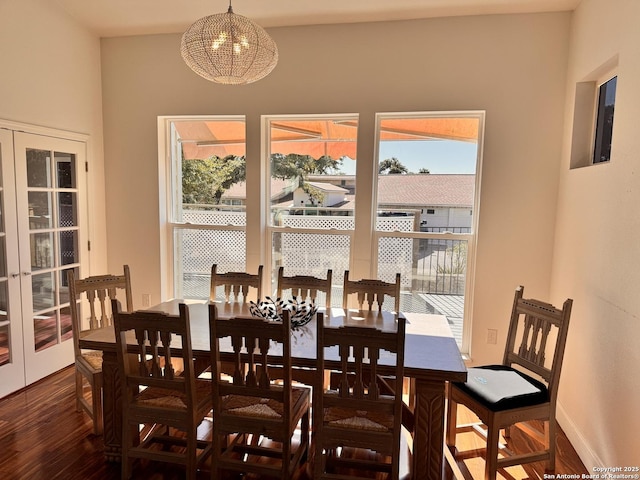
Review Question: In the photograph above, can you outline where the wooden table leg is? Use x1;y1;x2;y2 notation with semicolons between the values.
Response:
101;350;122;462
412;378;446;479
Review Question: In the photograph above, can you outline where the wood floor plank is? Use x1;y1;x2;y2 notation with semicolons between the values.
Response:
0;366;587;479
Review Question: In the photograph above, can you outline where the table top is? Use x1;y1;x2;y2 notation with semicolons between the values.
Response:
80;299;466;382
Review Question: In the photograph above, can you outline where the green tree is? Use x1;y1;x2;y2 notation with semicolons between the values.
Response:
271;153;342;204
182;153;342;206
271;154;341;185
379;157;409;174
182;155;246;205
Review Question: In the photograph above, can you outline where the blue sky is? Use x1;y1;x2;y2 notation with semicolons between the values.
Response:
338;139;478;175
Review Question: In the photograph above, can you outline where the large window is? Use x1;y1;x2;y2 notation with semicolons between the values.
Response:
267;115;358;305
374;113;481;350
167;117;247;299
161;111;484;351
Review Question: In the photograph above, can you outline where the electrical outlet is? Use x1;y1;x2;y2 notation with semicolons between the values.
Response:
487;328;498;345
142;293;151;308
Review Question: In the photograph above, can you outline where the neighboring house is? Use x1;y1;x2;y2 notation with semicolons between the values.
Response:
221;174;474;231
292;181;349;207
220;177;295;207
296;174;474;231
377;174;474;231
307;174;356;194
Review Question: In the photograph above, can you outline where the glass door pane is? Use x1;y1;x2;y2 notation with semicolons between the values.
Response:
26;148;52;187
24;146;79;353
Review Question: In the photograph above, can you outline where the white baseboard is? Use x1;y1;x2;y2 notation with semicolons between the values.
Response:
557;402;602;471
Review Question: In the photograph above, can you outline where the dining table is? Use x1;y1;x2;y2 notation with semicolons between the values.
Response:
79;299;467;480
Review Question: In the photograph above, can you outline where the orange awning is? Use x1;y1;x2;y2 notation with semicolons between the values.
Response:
175;120;247;159
174;117;479;160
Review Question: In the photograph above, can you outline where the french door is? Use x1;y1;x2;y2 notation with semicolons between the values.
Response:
0;127;87;397
0;129;24;396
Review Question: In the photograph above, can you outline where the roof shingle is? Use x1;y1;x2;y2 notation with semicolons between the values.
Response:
377;174;474;207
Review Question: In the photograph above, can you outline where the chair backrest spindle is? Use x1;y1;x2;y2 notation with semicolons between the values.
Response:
276;266;333;309
503;286;573;399
342;270;401;313
210;264;263;303
68;265;133;358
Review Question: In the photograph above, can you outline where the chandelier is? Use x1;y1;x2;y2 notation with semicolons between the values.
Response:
180;1;278;85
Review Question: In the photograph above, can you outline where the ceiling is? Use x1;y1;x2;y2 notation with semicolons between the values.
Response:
53;0;581;38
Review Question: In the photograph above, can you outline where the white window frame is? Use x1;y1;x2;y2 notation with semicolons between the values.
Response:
372;111;485;355
263;113;359;294
159;111;484;354
158;115;247;300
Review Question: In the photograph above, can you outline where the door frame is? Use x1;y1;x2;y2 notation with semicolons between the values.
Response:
0;120;89;394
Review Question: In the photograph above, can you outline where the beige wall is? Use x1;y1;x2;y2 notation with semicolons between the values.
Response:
0;0;108;275
552;0;640;468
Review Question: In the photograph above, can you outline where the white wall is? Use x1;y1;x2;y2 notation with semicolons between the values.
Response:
0;0;108;275
552;0;640;468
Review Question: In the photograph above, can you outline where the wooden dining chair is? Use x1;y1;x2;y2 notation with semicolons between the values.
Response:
67;265;132;435
313;311;407;479
209;264;263;303
208;304;311;479
446;286;573;480
112;300;212;480
342;270;401;313
276;266;333;309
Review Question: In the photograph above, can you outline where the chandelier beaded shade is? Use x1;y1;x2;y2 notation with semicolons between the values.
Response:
180;2;278;85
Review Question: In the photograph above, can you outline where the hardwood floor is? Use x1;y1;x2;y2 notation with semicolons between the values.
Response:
446;409;588;480
0;366;587;479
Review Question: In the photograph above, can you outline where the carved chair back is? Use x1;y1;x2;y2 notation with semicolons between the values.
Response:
342;271;401;313
210;264;263;303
